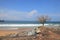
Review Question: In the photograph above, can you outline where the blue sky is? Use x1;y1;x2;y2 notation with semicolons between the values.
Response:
0;0;60;21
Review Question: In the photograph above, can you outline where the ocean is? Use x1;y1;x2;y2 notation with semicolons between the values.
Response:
0;21;60;29
0;21;60;24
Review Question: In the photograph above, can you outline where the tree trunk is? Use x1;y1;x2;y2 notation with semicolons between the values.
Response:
42;23;44;26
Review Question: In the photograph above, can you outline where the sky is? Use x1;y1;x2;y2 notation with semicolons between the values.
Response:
0;0;60;21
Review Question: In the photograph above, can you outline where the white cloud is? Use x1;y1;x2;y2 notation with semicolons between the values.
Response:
0;8;38;21
0;8;60;21
28;10;38;17
0;14;7;17
0;9;24;20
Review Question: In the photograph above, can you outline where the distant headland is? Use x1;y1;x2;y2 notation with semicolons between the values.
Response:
0;20;4;22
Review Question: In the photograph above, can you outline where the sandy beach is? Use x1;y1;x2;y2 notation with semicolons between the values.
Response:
0;27;33;36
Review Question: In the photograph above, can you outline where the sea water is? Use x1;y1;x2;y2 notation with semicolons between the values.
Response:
0;21;60;30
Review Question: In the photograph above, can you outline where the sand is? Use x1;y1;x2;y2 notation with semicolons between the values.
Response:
0;27;33;36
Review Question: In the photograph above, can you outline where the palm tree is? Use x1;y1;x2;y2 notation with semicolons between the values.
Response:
38;15;51;26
